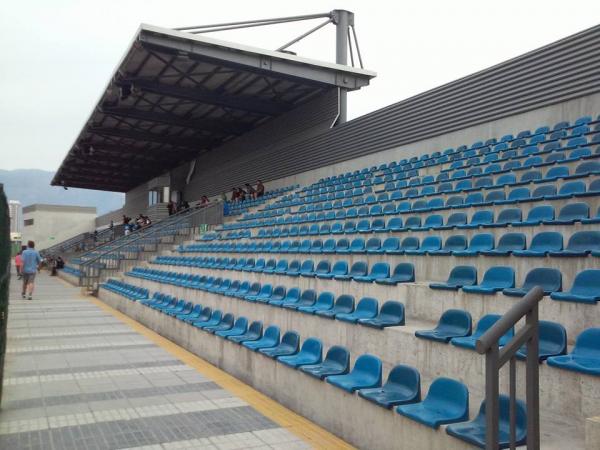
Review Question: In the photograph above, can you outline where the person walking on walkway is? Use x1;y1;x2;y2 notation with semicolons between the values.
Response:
14;245;25;279
21;240;42;300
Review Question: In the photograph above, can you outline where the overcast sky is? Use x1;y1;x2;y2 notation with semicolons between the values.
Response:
1;1;599;171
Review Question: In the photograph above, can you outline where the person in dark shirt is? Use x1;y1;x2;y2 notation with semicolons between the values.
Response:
245;183;256;199
230;188;239;202
200;195;210;207
256;180;265;198
237;187;246;202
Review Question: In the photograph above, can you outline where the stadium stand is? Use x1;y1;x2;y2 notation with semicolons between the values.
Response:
80;112;600;450
46;15;600;450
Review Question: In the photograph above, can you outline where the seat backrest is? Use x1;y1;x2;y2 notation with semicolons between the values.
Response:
559;181;585;195
393;263;415;280
557;202;589;220
546;166;569;179
300;260;314;272
370;262;390;277
350;238;366;251
482;266;514;287
349;261;368;276
470;233;494;250
401;236;419;250
526;205;554;222
425;377;469;411
496;208;521;224
356;297;379;314
497;232;526;250
448;265;477;285
440;309;472;333
331;260;348;275
315;260;330;273
444;235;467;250
421;236;442;250
566;231;600;251
353;354;382;381
572;328;600;358
530;232;562;251
232;317;248;332
523;268;562;292
570;270;600;296
382;237;400;251
300;338;323;358
471;210;493;225
325;345;351;369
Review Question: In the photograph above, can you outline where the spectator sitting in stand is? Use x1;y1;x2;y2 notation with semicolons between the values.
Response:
245;183;256;200
230;188;239;203
237;186;246;202
256;180;265;198
199;195;210;207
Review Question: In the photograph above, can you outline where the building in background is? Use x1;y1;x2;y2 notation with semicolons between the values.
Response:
8;200;22;234
21;204;96;251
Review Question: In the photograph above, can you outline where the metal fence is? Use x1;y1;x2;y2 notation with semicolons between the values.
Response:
476;286;544;450
78;202;223;293
0;184;10;405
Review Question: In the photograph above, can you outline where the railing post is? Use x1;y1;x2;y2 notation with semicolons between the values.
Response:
526;306;540;450
485;345;500;450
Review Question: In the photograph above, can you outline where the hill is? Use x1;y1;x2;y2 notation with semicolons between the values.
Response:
0;169;124;215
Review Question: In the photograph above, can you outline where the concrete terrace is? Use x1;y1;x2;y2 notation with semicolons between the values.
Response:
0;273;346;449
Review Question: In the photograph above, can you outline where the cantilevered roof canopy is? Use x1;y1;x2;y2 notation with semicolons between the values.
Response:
53;24;375;192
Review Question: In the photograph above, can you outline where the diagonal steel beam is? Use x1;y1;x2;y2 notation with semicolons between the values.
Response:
87;126;214;149
120;78;292;116
99;106;252;135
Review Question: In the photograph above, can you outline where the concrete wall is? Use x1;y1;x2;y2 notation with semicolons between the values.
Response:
21;204;96;250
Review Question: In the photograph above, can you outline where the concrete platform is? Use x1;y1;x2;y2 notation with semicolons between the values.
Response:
1;272;348;450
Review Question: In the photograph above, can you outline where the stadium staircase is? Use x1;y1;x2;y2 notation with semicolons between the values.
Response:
60;115;600;449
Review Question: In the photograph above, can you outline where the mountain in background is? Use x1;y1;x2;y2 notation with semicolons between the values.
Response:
0;169;124;215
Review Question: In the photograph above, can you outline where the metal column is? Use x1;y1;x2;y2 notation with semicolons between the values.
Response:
333;9;353;125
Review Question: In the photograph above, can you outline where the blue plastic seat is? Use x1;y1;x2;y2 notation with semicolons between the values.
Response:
349;238;366;254
550;231;600;257
486;208;522;228
242;325;280;351
405;236;441;255
298;291;335;314
365;237;382;254
396;377;469;429
513;205;554;226
550;270;600;304
283;289;316;310
446;395;527;449
457;210;494;229
259;331;300;358
300;345;350;379
353;262;390;283
544;202;589;225
336;297;378;323
513;231;563;257
278;337;323;368
462;266;515;294
415;309;472;343
451;314;514;350
316;260;347;280
437;213;467;229
429;235;467;255
298;260;314;276
375;262;415;285
246;284;272;302
385;217;403;231
551;180;586;199
503;268;562;297
315;294;354;319
270;287;300;307
430;266;477;290
480;233;526;256
515;320;567;361
376;237;400;254
453;233;494;256
326;354;382;393
204;313;235;334
334;260;368;281
215;317;248;338
358;364;420;409
359;301;405;328
547;328;600;375
228;320;263;344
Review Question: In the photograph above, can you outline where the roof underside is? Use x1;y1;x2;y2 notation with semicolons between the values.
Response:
53;24;375;192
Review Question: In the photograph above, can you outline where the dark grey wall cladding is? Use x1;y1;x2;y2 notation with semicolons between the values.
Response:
178;88;338;199
128;24;600;201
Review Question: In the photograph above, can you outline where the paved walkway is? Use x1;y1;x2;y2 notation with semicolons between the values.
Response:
0;273;324;450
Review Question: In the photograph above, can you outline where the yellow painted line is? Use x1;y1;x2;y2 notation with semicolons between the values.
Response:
86;295;354;450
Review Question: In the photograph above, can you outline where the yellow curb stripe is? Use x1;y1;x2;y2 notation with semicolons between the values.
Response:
86;295;354;450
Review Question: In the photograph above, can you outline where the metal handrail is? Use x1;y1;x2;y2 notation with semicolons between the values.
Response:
79;202;223;291
77;204;201;260
475;285;544;450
